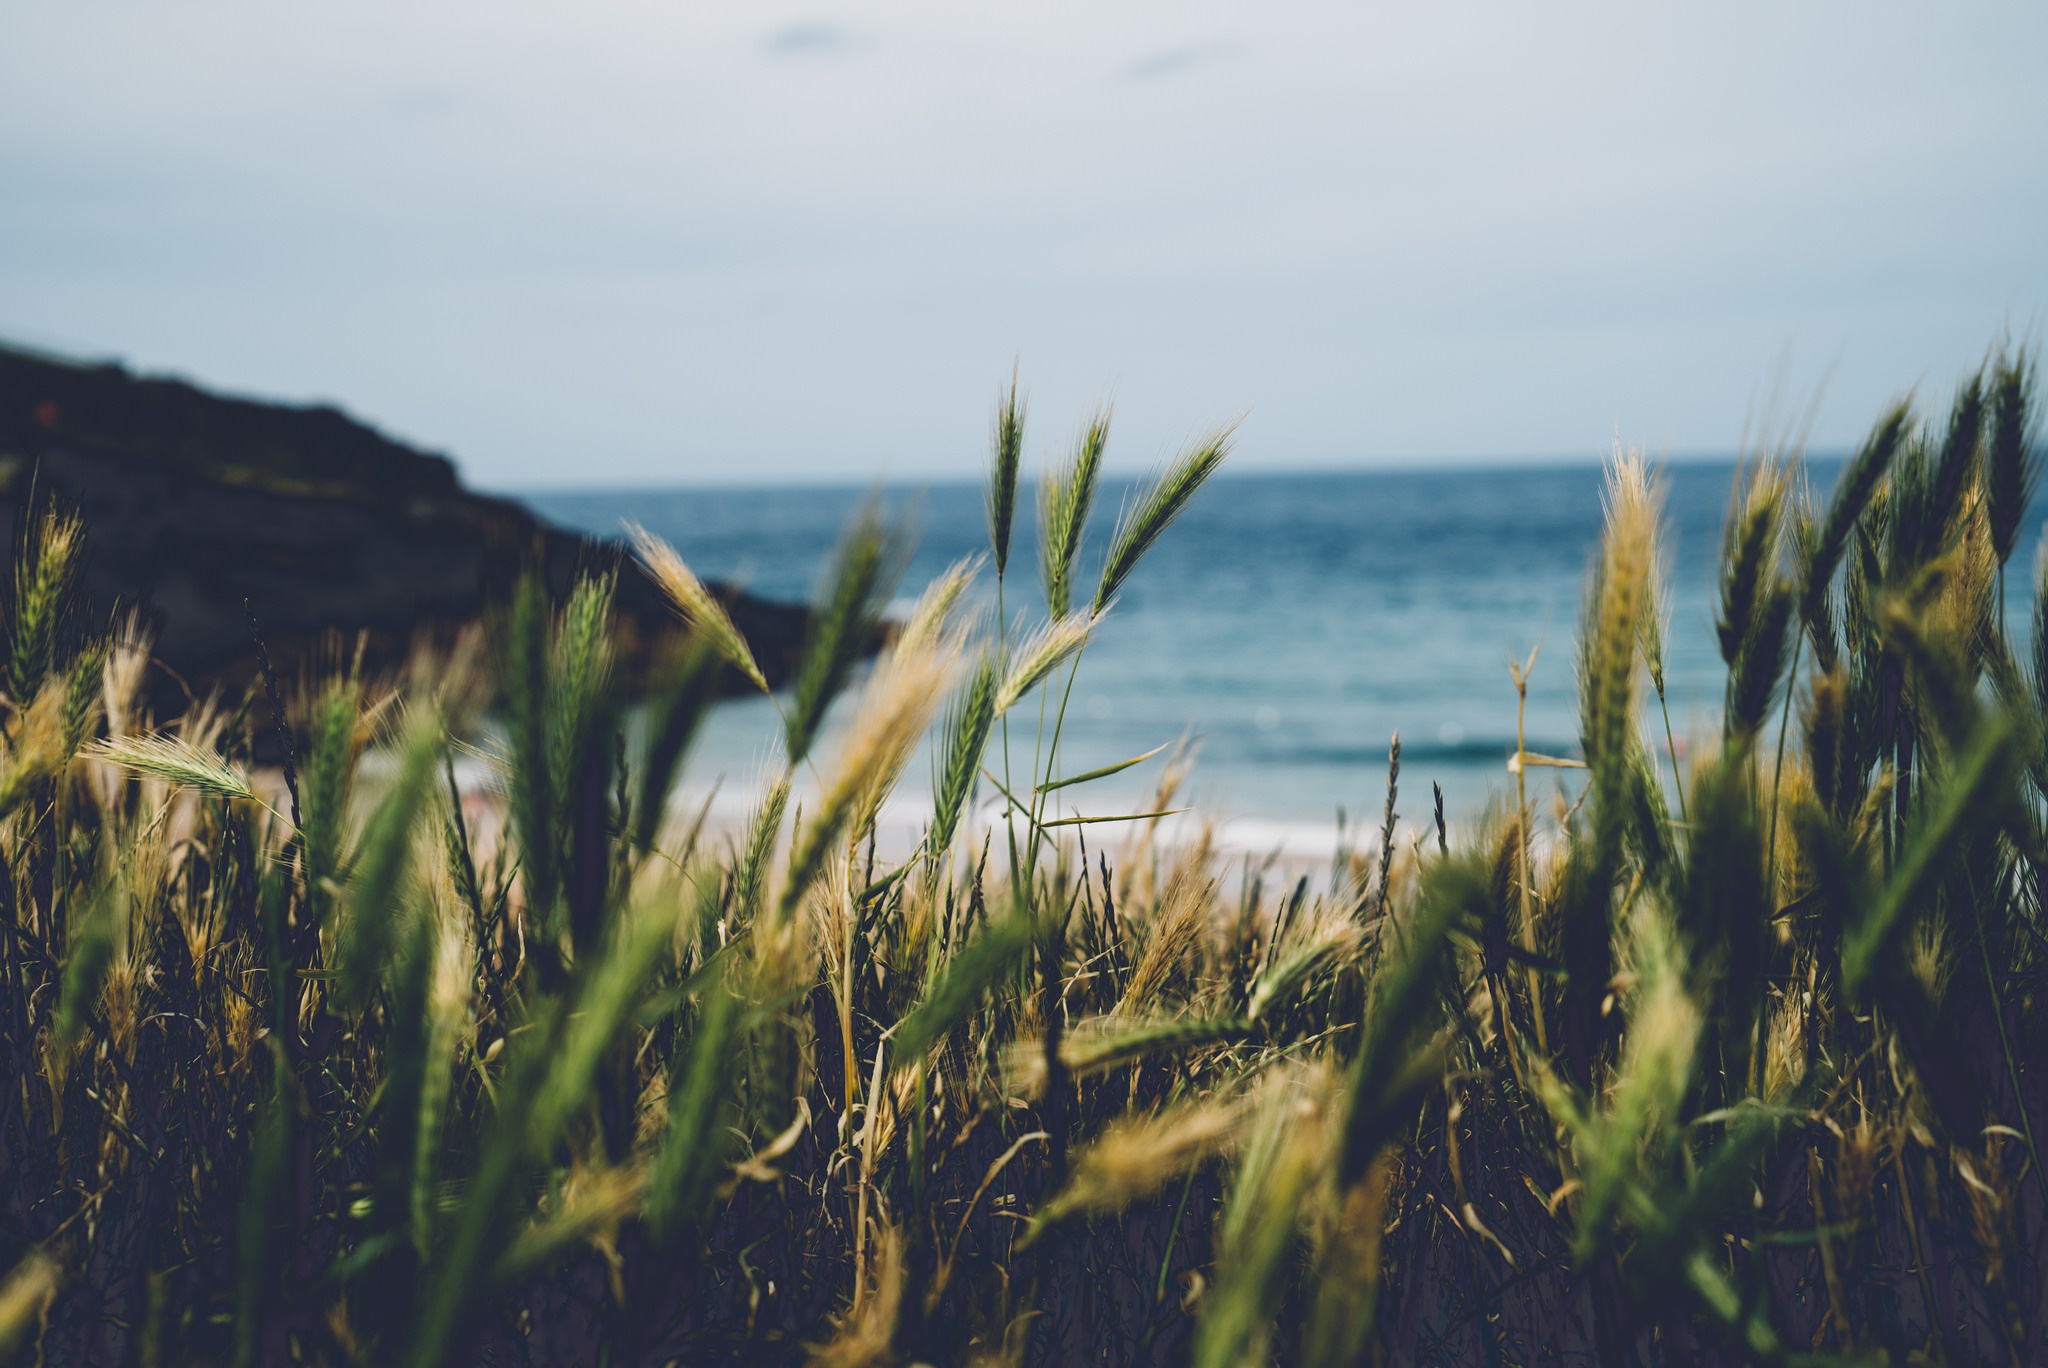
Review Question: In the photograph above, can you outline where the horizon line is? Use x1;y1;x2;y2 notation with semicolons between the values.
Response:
500;447;1851;498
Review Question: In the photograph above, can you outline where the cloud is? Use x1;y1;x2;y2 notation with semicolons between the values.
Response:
764;23;858;58
1;3;2042;485
1122;40;1241;81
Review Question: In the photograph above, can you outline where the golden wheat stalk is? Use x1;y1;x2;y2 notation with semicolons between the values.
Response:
1112;860;1213;1018
1579;452;1659;784
626;521;770;694
85;733;258;804
780;633;961;922
994;613;1095;716
894;555;981;658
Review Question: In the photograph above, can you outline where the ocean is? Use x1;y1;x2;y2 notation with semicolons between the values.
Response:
527;458;1975;858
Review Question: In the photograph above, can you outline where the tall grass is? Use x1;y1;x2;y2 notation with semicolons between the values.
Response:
1;349;2046;1365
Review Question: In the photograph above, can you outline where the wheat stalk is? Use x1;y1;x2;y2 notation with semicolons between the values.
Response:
1039;409;1109;620
988;372;1025;580
86;733;257;804
626;521;770;694
1094;421;1236;612
994;612;1095;716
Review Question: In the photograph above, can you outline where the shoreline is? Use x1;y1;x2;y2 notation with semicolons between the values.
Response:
392;745;1569;883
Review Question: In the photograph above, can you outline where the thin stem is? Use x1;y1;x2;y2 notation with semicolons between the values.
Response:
995;577;1026;911
1764;632;1804;897
1154;1165;1199;1304
843;870;858;1120
1511;646;1548;1057
1656;685;1689;827
1024;654;1087;888
1755;630;1806;1098
1017;665;1051;907
909;1062;930;1220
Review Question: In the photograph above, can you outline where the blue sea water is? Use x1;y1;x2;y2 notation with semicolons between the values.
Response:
525;459;1952;849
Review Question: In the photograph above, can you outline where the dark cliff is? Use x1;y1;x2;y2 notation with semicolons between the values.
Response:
0;342;807;710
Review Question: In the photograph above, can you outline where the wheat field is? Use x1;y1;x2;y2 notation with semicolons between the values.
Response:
0;356;2044;1366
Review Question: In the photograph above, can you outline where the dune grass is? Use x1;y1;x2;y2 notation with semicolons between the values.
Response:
1;350;2046;1366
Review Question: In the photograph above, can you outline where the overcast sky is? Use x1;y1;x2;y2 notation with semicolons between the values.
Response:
2;2;2043;488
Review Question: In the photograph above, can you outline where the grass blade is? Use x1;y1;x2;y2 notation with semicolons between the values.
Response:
892;910;1032;1070
499;572;557;938
1038;808;1187;828
784;502;908;764
531;897;682;1147
634;636;721;852
336;706;443;1008
647;958;747;1243
299;675;363;930
1842;712;2020;998
1035;741;1169;794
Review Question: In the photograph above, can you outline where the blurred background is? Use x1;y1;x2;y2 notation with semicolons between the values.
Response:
5;1;2046;839
5;2;2044;485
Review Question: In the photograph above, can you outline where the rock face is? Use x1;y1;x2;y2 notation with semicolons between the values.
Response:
0;342;808;711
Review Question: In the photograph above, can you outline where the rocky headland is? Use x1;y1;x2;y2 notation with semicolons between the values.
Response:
0;341;810;716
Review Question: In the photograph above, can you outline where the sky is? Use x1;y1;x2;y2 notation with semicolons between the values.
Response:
2;2;2044;489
